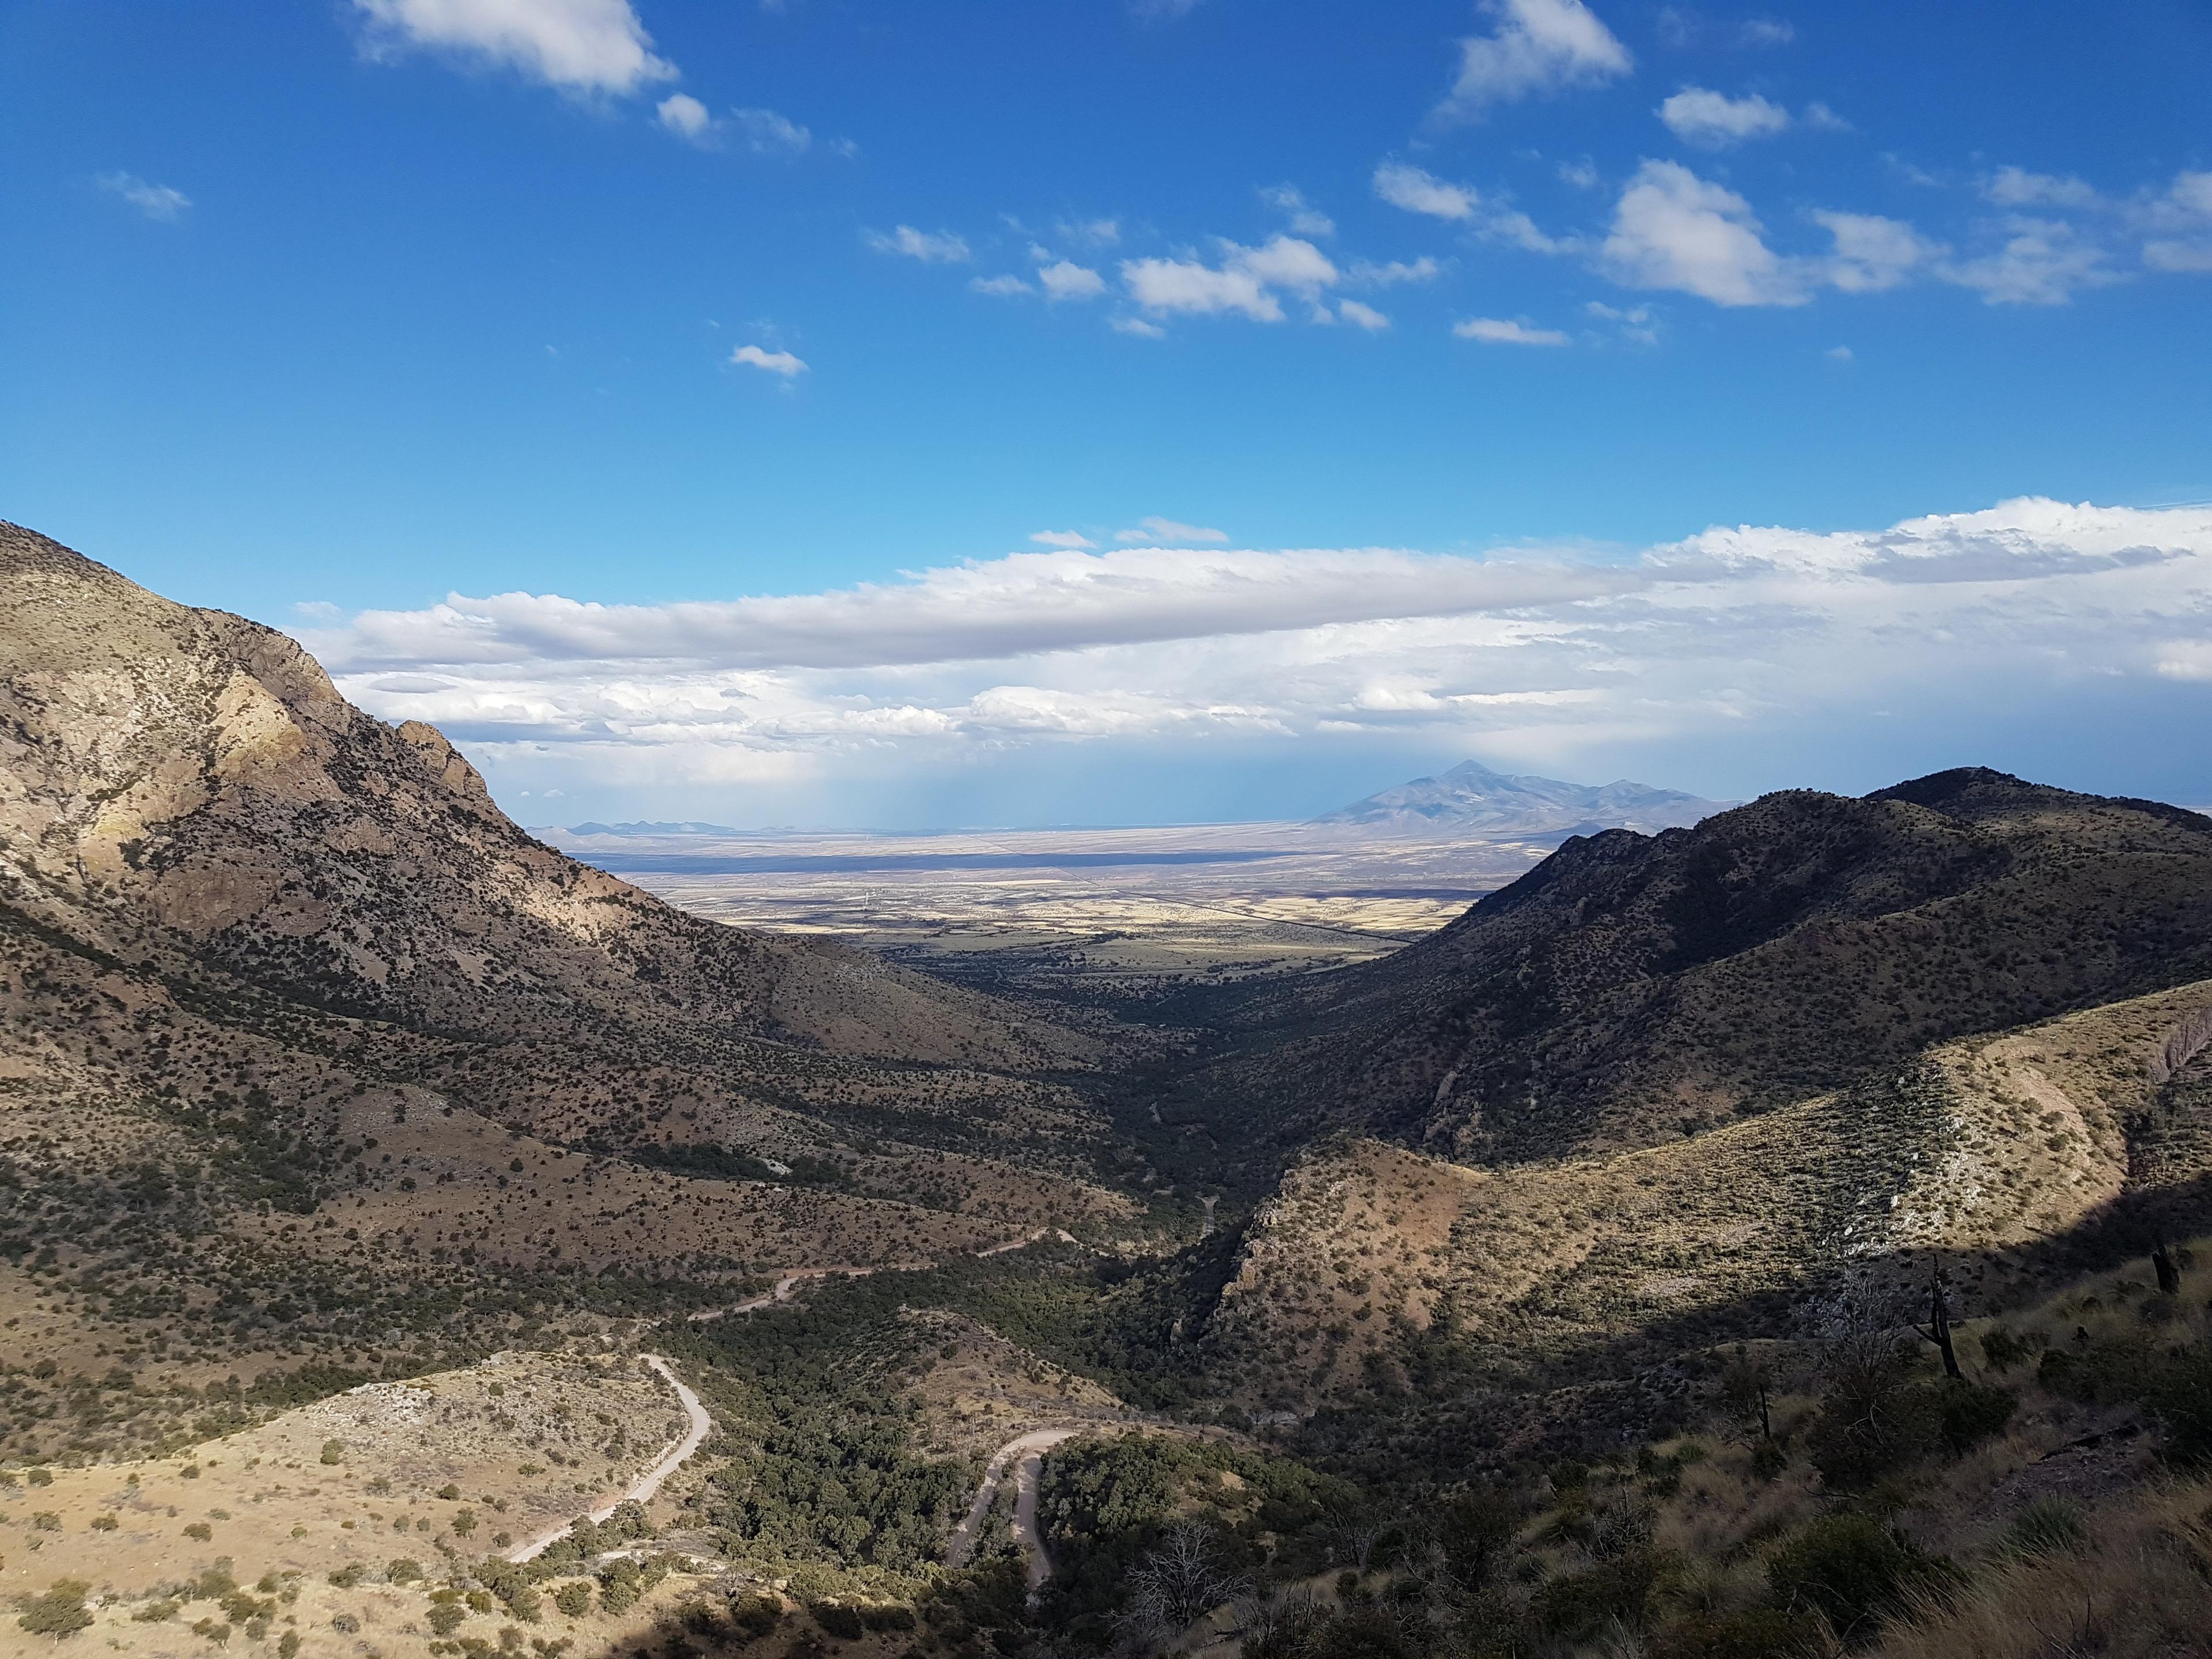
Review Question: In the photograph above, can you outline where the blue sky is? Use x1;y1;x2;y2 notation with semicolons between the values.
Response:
5;1;2210;827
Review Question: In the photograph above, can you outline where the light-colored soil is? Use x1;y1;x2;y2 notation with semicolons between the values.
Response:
0;1352;681;1599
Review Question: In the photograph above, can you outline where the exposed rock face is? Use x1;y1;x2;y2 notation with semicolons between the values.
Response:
0;520;1083;1072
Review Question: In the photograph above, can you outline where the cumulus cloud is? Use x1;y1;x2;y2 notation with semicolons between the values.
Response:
301;500;2212;811
1984;166;2100;210
1337;300;1391;330
98;172;191;221
1374;162;1480;222
1657;87;1791;146
1433;0;1632;126
351;0;674;95
1120;236;1338;323
1815;211;1940;293
655;93;715;144
1029;530;1096;549
1455;316;1570;345
730;344;808;377
1940;218;2119;306
1037;260;1108;301
2138;171;2212;273
1601;160;1805;306
970;274;1034;297
866;225;971;263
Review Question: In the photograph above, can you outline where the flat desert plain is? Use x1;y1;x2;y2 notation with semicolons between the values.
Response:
540;824;1547;999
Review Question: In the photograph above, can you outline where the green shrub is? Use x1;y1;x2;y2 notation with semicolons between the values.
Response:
1534;1551;1660;1639
810;1602;865;1639
17;1580;94;1639
183;1521;213;1541
2002;1498;2088;1557
427;1603;466;1636
1652;1606;1822;1659
2146;1346;2212;1464
89;1513;119;1532
1750;1438;1788;1482
1767;1512;1957;1644
1935;1380;2016;1456
387;1559;422;1584
551;1582;592;1618
132;1601;180;1623
278;1633;302;1659
1976;1325;2038;1372
861;1603;917;1631
319;1440;344;1465
328;1565;365;1589
729;1592;782;1637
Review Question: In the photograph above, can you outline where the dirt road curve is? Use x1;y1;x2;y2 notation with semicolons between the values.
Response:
945;1427;1081;1587
505;1356;710;1563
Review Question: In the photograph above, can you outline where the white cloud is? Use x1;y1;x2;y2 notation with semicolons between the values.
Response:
1558;158;1601;190
2139;170;2212;273
1057;217;1122;247
1120;236;1338;324
866;225;972;264
1657;87;1791;146
1434;0;1633;125
1037;260;1108;301
1111;316;1167;339
730;344;808;377
1115;517;1233;546
1029;531;1096;549
656;93;715;144
99;172;190;221
304;500;2212;815
1602;160;1805;306
1373;162;1479;222
1261;184;1336;238
1349;256;1444;286
1940;218;2119;306
733;107;810;156
970;274;1034;297
1337;300;1391;330
1815;211;1939;293
351;0;674;95
1739;17;1793;46
1984;166;2100;210
1373;161;1574;252
1455;316;1570;346
1825;344;1853;361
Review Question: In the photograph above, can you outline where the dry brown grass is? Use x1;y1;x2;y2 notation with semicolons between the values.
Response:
1868;1474;2212;1659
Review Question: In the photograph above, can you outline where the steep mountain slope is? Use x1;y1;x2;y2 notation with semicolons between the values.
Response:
1310;758;1730;838
0;520;1084;1077
1183;770;2212;1162
0;524;1139;1461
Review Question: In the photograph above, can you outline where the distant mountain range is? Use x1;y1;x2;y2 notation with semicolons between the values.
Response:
560;820;749;837
1310;758;1734;838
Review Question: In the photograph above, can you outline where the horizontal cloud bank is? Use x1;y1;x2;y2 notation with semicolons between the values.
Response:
298;499;2212;803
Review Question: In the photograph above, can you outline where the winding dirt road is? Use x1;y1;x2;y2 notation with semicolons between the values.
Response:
505;1355;710;1563
945;1426;1082;1589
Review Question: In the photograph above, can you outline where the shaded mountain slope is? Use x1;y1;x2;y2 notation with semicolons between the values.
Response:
1179;770;2212;1161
